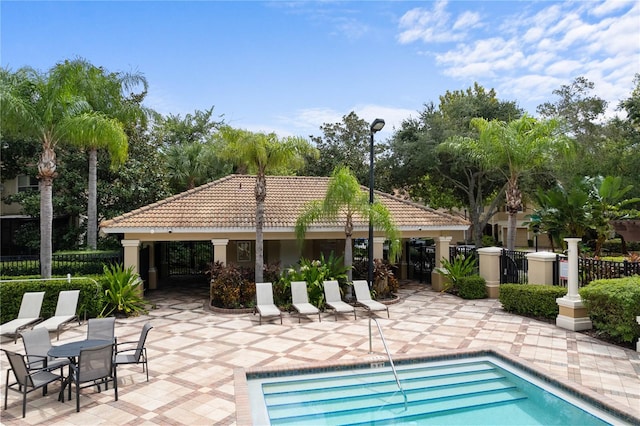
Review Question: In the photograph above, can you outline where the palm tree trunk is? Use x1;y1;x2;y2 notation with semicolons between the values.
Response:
40;178;53;278
505;180;522;251
255;175;266;283
87;148;98;250
38;144;57;278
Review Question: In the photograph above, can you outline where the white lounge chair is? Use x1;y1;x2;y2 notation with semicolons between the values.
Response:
353;280;389;318
34;290;80;340
255;282;282;325
323;280;356;321
290;281;321;323
0;292;45;343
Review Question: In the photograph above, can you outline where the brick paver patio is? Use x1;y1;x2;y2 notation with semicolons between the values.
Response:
1;281;639;425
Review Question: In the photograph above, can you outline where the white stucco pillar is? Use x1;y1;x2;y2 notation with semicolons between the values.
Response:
478;247;502;298
526;251;557;285
556;238;592;331
373;237;385;260
212;239;229;266
121;239;140;274
431;236;452;291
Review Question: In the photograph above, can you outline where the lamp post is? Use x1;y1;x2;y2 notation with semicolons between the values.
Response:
368;118;385;289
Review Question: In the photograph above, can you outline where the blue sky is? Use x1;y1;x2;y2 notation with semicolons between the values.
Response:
2;1;639;141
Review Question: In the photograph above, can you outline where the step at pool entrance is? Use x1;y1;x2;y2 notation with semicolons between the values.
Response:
245;352;636;425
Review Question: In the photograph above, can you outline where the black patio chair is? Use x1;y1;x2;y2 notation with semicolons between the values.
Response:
2;349;65;418
115;323;153;381
71;343;117;412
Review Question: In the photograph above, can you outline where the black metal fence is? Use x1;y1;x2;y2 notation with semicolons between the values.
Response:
0;251;123;276
500;249;529;284
554;256;640;288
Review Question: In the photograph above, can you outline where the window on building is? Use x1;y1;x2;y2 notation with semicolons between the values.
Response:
17;175;39;192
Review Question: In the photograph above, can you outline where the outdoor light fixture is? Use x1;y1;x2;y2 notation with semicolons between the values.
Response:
368;118;385;289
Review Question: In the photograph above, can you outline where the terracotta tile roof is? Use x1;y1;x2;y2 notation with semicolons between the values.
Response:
100;174;469;232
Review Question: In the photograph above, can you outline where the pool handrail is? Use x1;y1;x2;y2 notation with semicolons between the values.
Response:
368;317;408;410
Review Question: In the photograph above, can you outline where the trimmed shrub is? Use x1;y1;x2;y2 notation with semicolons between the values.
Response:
579;276;640;344
457;275;488;299
0;277;103;323
499;284;567;319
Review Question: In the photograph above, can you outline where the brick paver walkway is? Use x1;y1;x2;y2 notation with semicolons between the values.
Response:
1;281;638;425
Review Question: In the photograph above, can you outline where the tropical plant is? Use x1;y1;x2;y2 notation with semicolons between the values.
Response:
217;126;318;283
586;176;640;256
295;166;401;283
208;262;255;309
100;263;146;317
435;254;478;292
0;63;129;277
526;180;592;251
281;252;349;309
371;259;398;299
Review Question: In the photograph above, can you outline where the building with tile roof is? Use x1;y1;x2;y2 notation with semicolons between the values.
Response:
101;174;470;288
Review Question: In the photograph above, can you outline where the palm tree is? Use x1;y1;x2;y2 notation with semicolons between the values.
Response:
218;127;318;283
469;115;569;250
59;58;148;250
0;63;128;277
295;166;401;282
165;142;231;192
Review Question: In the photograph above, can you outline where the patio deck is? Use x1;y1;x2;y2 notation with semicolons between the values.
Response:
1;281;639;425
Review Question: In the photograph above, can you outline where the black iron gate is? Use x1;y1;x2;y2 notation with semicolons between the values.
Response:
500;249;528;284
406;239;435;284
164;241;213;276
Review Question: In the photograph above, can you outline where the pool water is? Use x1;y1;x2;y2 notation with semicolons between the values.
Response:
246;355;633;425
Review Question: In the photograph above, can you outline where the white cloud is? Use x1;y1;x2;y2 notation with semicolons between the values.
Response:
397;0;640;119
453;11;481;31
397;1;469;44
590;0;635;17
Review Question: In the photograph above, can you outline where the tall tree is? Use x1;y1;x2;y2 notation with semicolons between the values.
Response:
465;115;569;250
295;166;400;282
153;107;224;150
60;58;149;250
0;63;128;277
304;111;371;185
537;77;607;182
383;84;523;246
218;127;318;283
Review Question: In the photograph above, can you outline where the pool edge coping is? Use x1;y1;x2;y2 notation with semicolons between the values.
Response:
235;347;640;425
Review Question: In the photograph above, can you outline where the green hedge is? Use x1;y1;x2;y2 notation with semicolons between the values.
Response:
0;277;104;324
499;284;567;319
579;276;640;344
457;275;488;299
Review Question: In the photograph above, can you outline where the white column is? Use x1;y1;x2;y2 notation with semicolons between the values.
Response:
556;237;592;331
431;236;452;291
211;239;229;266
565;238;581;299
121;239;140;274
373;237;385;260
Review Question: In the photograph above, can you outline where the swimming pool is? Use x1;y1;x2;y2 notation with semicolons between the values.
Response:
240;349;638;425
